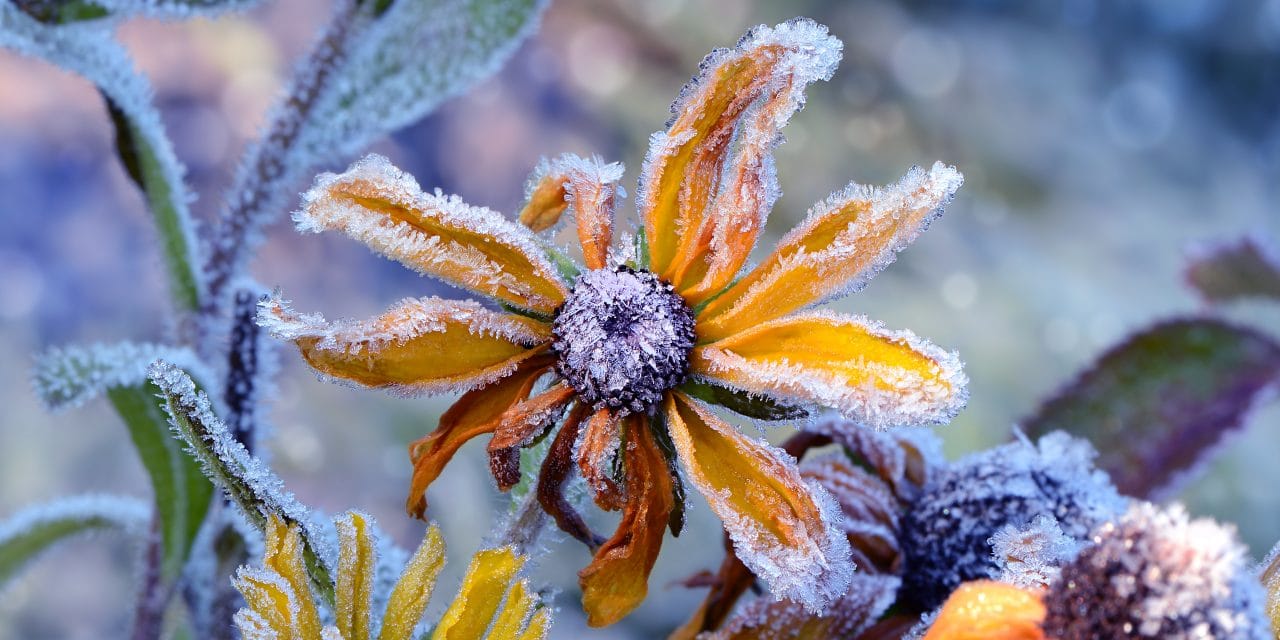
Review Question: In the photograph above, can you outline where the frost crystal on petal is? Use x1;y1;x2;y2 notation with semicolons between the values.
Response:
711;573;900;640
989;514;1082;590
1043;502;1271;640
899;430;1126;610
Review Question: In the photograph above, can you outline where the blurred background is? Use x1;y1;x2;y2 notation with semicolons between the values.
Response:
2;0;1279;637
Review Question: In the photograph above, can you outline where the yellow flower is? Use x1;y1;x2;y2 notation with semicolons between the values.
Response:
262;18;966;626
233;513;549;640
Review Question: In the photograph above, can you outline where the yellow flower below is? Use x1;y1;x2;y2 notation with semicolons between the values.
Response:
233;513;549;640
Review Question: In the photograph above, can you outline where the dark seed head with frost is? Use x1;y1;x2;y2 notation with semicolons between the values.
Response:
898;431;1125;611
551;266;696;415
1042;502;1271;640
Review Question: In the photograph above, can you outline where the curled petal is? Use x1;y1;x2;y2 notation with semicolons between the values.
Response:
638;19;841;283
261;294;551;397
665;393;852;612
487;383;577;490
692;312;967;429
579;416;675;627
380;525;446;640
406;358;552;518
577;409;626;511
711;573;901;640
808;414;945;501
923;581;1046;640
697;163;963;341
518;154;624;270
537;404;604;549
800;455;901;573
296;154;569;313
333;512;377;640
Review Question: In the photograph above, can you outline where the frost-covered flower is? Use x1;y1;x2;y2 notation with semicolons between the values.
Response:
233;513;549;640
899;431;1125;610
921;503;1273;640
1041;502;1270;640
262;18;967;626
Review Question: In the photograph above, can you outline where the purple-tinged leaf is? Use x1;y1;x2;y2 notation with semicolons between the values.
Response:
1185;235;1280;304
1023;318;1280;499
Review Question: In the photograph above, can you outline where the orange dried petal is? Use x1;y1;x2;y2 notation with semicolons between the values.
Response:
923;581;1046;640
577;409;626;511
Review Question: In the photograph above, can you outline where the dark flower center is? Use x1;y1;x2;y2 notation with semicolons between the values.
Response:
551;266;697;415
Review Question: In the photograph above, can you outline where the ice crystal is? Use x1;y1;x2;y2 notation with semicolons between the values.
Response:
899;430;1125;610
1043;502;1271;640
551;266;695;414
31;341;211;411
988;514;1082;590
800;453;902;573
712;573;900;640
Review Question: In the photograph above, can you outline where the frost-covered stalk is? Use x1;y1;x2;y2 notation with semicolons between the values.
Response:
223;289;264;452
200;0;359;332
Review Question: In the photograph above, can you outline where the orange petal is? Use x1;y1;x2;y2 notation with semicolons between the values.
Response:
405;358;552;518
696;163;963;341
536;403;605;549
637;19;840;283
923;581;1046;640
664;393;851;611
518;154;624;270
692;311;966;429
296;154;569;314
579;417;674;627
577;409;626;511
261;294;550;396
486;383;577;490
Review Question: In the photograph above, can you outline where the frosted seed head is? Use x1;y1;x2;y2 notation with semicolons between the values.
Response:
551;267;695;414
1043;502;1271;640
898;430;1126;610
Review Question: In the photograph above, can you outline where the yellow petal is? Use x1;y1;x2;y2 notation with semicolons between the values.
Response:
334;511;377;640
378;524;446;640
515;609;551;640
664;393;851;611
261;294;550;397
484;579;543;640
406;358;552;518
1262;544;1280;635
232;568;304;639
431;547;525;640
637;19;840;282
298;154;569;313
579;416;674;627
577;409;626;511
696;163;963;341
237;514;324;640
923;581;1046;640
517;154;624;271
692;311;966;429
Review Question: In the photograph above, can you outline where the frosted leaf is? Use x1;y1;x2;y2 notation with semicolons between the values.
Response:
1043;502;1271;640
146;361;336;582
899;430;1126;610
710;573;900;640
87;0;263;18
294;154;568;313
260;292;550;397
697;162;963;341
693;311;968;430
297;0;548;163
638;17;842;295
0;494;149;592
989;514;1082;590
0;4;204;311
31;341;210;411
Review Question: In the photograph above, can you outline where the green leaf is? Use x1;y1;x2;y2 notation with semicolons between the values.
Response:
1185;235;1280;304
148;361;336;608
680;380;810;422
104;96;202;313
0;495;148;589
108;383;215;583
1022;318;1280;498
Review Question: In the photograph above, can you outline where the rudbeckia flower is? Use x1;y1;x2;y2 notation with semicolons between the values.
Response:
233;512;550;640
261;18;966;626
